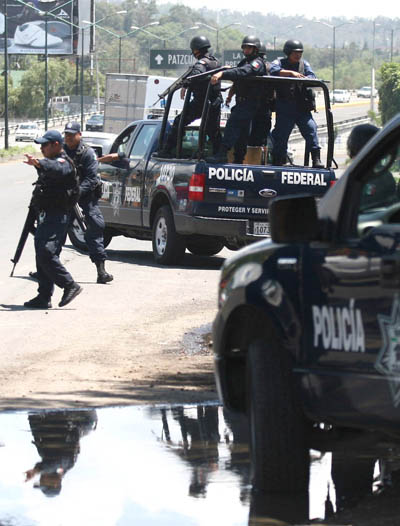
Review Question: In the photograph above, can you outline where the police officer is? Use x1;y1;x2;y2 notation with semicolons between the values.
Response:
63;121;113;284
347;123;398;210
159;35;222;157
23;130;82;309
209;35;266;164
270;39;323;168
247;42;273;149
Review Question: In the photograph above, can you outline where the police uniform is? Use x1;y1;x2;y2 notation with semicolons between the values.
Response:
213;54;266;163
25;130;81;309
63;123;112;286
247;58;273;149
270;56;320;165
164;52;222;154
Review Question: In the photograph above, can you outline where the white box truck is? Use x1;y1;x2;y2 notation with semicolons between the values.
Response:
103;73;183;134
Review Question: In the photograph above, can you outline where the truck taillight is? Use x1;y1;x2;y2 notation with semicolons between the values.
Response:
189;172;206;201
330;180;337;187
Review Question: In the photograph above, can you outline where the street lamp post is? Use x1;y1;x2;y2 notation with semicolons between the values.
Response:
390;27;400;62
3;0;8;149
273;25;303;51
314;21;354;95
195;21;241;58
371;20;380;113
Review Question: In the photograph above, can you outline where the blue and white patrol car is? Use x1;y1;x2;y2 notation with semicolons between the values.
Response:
213;113;400;492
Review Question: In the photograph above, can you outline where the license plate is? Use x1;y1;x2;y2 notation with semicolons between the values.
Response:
253;222;270;236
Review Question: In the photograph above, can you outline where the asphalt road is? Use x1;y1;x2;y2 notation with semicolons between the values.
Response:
0;161;229;409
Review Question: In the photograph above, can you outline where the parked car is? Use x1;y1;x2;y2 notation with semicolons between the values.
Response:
332;89;350;103
15;122;40;142
81;131;116;157
357;86;378;98
85;114;104;131
213;113;400;493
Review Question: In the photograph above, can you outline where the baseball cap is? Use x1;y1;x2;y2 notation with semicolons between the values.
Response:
34;130;63;144
64;121;81;134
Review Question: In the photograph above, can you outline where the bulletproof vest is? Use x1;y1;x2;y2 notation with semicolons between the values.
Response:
31;152;79;211
192;54;221;101
68;141;89;183
235;55;266;99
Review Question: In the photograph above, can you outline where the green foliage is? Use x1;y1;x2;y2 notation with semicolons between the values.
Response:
0;144;36;158
379;63;400;124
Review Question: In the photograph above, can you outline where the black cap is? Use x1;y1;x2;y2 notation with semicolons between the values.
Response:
64;121;81;134
34;130;63;144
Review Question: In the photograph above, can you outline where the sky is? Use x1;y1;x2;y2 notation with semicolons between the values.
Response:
160;0;398;21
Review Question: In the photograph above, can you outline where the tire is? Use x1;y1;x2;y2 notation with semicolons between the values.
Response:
68;217;88;252
186;238;224;257
247;337;310;492
67;218;113;252
152;205;185;265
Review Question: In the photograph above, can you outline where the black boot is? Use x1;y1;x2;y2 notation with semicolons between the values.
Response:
96;261;113;284
311;149;324;168
24;295;52;309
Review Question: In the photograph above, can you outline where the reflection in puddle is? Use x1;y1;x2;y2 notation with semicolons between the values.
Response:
0;404;395;525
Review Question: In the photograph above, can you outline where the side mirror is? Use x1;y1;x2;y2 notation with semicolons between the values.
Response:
269;194;319;243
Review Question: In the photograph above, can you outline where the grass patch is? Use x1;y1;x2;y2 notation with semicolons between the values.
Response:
0;144;37;160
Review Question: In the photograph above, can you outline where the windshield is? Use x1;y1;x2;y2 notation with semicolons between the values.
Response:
19;124;36;129
89;115;103;122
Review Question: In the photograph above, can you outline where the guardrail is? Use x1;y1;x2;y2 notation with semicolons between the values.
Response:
0;111;103;138
290;115;371;143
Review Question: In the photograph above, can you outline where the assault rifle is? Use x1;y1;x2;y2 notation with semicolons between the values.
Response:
10;204;86;277
152;65;230;106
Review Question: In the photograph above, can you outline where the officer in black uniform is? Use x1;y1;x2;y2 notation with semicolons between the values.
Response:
208;35;267;164
159;35;222;157
24;130;82;309
63;121;113;284
269;39;323;167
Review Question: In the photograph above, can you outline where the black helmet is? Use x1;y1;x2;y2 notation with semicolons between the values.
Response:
283;39;304;56
190;35;211;52
241;35;261;51
347;123;379;158
259;42;267;56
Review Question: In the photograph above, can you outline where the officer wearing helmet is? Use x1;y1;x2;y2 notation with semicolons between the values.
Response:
208;35;267;164
159;35;222;157
347;123;398;210
270;39;323;168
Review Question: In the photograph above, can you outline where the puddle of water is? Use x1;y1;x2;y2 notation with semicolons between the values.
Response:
0;404;392;526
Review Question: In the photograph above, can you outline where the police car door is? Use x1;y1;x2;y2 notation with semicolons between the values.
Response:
122;122;159;226
98;124;137;223
304;134;400;425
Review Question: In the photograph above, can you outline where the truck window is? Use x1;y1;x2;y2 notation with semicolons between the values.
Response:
113;125;137;156
129;124;158;159
181;128;214;158
357;140;400;235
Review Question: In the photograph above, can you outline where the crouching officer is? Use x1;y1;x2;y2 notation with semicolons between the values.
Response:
270;39;323;167
24;130;82;309
159;35;222;157
63;121;113;284
208;35;266;164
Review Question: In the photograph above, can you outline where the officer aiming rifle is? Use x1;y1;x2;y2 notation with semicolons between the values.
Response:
156;35;226;158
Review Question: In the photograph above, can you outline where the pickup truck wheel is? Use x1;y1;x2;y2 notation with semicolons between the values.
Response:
152;205;186;265
68;218;88;252
247;338;310;492
68;220;113;252
186;239;224;256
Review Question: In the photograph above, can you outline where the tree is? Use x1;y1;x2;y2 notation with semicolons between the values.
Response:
379;62;400;124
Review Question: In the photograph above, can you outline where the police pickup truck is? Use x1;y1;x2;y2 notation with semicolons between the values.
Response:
68;75;337;265
213;113;400;493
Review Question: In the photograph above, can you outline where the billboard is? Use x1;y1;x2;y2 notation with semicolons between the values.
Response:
0;0;94;55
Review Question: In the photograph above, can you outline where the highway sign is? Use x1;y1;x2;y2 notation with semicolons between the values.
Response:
150;49;195;70
223;50;282;67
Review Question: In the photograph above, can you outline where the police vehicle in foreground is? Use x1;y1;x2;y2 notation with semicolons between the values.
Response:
213;113;400;492
68;74;337;265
